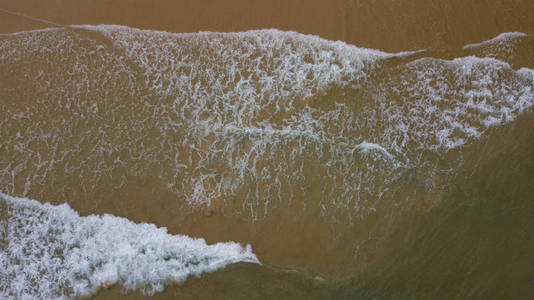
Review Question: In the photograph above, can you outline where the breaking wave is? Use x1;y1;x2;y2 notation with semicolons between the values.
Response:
0;192;258;299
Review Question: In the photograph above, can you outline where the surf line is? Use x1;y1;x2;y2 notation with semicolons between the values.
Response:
0;6;64;28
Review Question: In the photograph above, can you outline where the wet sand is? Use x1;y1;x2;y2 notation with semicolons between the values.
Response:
1;0;533;52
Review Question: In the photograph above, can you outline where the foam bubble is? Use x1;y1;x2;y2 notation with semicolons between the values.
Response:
0;192;259;299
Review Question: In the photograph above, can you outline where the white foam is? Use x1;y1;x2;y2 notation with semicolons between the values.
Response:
373;55;534;158
462;32;529;64
1;25;533;221
0;192;259;299
0;26;64;37
463;32;527;49
352;142;394;159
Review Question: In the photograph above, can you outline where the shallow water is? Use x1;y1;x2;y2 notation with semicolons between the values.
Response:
0;22;533;299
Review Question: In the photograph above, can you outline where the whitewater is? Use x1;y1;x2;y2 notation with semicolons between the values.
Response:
1;25;533;298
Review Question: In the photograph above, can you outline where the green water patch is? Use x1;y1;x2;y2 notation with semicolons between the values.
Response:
339;113;534;299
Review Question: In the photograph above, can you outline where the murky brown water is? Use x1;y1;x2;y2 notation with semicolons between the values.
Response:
1;2;534;299
2;0;534;52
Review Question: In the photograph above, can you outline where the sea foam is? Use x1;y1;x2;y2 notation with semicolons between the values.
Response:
1;27;534;298
0;26;533;220
463;32;527;49
0;192;259;299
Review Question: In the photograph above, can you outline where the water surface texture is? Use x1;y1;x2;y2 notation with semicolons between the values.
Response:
1;25;533;299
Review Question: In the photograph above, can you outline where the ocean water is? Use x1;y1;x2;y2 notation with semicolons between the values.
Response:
1;193;258;298
1;26;533;299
